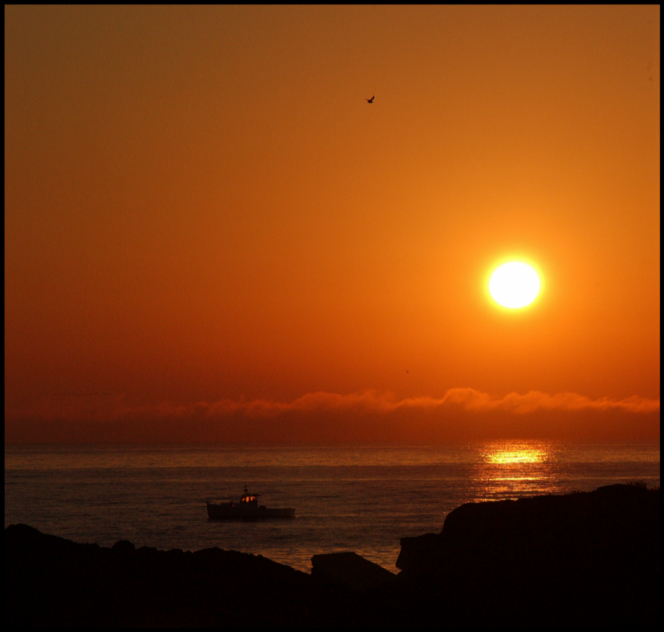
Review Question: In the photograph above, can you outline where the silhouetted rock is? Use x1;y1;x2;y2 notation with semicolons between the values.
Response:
396;532;444;575
4;524;349;627
311;552;396;592
111;539;135;555
5;484;659;627
388;483;660;627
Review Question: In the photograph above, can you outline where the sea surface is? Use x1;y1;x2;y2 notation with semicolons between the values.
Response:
5;441;660;573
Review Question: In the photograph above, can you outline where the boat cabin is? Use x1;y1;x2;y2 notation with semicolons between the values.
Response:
240;486;258;505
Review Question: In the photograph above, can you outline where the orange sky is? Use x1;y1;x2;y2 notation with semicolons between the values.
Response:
5;6;660;443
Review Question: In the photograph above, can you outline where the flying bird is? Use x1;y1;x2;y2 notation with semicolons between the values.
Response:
366;96;375;104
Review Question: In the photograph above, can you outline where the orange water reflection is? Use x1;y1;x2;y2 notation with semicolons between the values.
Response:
484;444;547;465
471;440;562;501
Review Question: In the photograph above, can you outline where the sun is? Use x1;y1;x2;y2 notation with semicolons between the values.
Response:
489;261;541;309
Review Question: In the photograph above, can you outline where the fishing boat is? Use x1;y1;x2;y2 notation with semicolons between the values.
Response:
206;487;296;520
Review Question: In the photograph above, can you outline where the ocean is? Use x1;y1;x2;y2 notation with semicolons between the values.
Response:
4;441;660;573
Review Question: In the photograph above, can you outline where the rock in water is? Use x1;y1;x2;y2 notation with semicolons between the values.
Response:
311;551;396;591
391;483;660;627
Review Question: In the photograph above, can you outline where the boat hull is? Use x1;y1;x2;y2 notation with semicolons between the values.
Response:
206;503;295;520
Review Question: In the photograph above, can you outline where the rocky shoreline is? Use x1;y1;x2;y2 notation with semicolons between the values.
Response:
5;484;659;627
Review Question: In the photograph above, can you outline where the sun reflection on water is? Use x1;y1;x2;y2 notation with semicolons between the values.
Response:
471;440;562;501
484;444;547;465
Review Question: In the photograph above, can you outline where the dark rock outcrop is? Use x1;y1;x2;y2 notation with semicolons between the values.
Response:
5;484;659;627
311;551;396;592
4;524;350;627
388;483;660;627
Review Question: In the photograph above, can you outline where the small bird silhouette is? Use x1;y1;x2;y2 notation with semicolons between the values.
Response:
366;96;375;104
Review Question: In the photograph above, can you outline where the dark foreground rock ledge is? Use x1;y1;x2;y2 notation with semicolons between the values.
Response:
5;484;660;627
390;483;660;627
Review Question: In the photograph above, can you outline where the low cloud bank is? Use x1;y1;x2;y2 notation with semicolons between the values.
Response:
200;388;659;416
6;388;660;444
